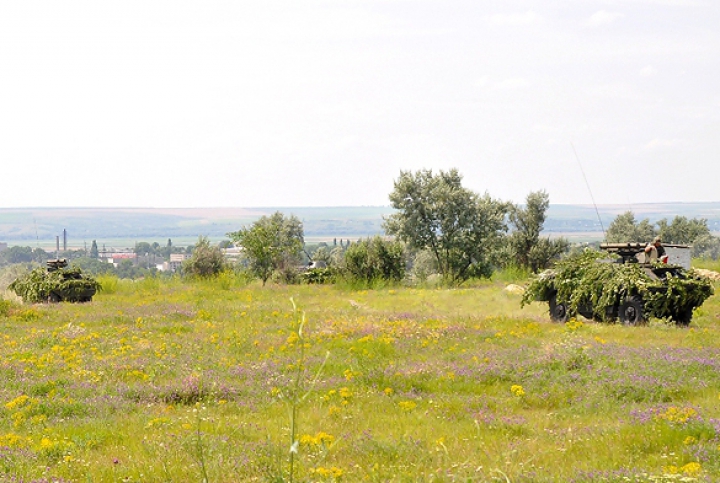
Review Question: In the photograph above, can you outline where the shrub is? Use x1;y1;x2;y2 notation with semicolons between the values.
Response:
182;236;227;279
340;237;405;286
0;297;12;317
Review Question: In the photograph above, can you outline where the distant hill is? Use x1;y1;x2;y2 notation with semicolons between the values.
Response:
1;203;719;248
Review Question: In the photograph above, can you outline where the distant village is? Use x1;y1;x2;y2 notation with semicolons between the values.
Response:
0;230;246;275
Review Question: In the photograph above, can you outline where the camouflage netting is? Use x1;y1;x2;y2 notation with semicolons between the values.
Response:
521;250;714;323
9;266;100;304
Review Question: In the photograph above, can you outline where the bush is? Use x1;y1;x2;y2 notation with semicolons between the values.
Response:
182;237;227;279
340;237;405;286
0;297;13;317
97;274;119;294
409;249;438;284
300;267;333;284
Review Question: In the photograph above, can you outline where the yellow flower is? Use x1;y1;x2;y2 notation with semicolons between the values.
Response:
680;462;701;476
511;385;525;397
313;466;344;478
383;387;393;396
398;401;417;411
39;437;55;449
684;436;697;445
5;395;30;410
0;433;29;448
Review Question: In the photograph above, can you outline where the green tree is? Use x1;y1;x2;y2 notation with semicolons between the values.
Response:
1;246;49;265
341;237;405;284
506;191;569;272
71;256;114;276
182;236;227;279
384;169;509;284
90;240;99;259
692;234;720;259
134;242;154;256
656;216;710;245
605;212;656;243
227;212;304;285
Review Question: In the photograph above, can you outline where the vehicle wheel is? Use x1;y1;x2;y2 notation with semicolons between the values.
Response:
673;308;693;327
619;296;645;326
47;293;61;304
549;293;570;323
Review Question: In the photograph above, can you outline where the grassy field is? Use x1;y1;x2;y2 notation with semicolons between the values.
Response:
1;272;720;482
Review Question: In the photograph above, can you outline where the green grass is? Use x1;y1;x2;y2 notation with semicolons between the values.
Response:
0;275;719;482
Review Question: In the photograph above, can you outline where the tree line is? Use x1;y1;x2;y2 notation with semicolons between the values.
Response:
178;168;568;286
4;168;718;286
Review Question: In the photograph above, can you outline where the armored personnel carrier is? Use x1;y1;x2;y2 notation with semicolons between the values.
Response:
9;259;99;304
522;243;714;326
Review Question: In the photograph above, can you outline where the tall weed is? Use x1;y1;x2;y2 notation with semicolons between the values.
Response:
96;274;119;294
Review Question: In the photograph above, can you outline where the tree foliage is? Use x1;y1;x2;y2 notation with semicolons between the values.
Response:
605;212;720;259
605;212;656;243
227;212;304;285
340;237;405;285
384;169;508;284
506;190;568;273
182;236;227;279
90;240;99;259
656;216;710;245
1;246;49;266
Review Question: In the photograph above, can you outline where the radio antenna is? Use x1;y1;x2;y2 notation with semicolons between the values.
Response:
571;143;606;239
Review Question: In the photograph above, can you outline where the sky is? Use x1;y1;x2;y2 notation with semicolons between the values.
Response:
1;0;718;208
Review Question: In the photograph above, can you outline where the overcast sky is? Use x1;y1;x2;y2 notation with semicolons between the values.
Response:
1;1;718;208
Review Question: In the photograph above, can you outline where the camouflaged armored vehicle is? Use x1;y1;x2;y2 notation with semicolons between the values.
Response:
9;259;99;303
522;243;714;326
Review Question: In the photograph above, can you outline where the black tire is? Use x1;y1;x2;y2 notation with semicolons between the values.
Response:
549;293;570;323
619;296;645;326
673;308;693;327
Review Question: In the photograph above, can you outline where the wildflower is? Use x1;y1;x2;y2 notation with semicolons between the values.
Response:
39;437;55;450
398;401;417;411
0;433;29;448
384;387;393;396
5;395;30;410
511;385;525;397
655;406;697;424
680;462;701;476
684;436;697;445
313;466;344;478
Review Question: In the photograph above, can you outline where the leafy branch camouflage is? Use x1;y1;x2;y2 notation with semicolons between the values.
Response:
9;265;100;303
522;250;714;324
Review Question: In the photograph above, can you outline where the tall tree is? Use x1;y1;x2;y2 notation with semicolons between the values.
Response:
605;211;656;243
656;216;710;245
507;191;568;272
90;240;99;259
227;212;304;285
384;169;508;284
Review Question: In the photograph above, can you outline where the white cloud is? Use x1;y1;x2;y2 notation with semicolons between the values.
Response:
640;65;657;76
587;10;624;27
489;11;541;27
494;78;532;90
644;138;682;150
